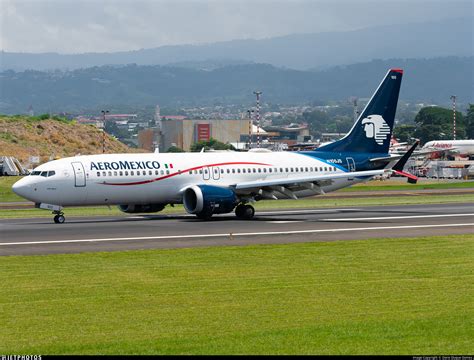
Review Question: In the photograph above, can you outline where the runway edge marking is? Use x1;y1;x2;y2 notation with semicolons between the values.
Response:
321;213;474;221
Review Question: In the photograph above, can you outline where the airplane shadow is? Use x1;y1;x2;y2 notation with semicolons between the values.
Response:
22;207;427;225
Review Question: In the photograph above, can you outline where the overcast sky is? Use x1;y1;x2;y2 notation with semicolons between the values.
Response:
1;0;472;54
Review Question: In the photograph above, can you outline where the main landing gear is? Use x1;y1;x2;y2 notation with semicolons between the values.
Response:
53;211;65;224
235;203;255;220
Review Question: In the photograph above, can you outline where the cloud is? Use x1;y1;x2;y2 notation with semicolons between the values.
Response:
1;0;472;53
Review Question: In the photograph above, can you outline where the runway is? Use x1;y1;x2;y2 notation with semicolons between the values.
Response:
0;202;473;256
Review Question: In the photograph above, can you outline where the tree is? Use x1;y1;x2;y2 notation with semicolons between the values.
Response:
190;137;235;152
300;110;330;138
465;104;474;139
166;146;185;153
394;124;416;143
414;106;465;144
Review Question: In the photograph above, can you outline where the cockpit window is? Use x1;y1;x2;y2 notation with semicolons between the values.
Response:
31;170;56;177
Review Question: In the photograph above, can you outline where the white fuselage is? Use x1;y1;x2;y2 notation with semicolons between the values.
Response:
13;151;367;207
422;140;474;156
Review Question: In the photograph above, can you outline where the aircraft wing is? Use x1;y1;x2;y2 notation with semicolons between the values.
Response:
231;169;387;199
370;154;403;162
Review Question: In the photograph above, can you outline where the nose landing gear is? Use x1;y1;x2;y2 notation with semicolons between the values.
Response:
53;211;65;224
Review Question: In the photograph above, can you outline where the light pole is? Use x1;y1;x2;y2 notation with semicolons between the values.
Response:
101;110;109;153
247;109;254;150
450;95;456;140
253;91;263;148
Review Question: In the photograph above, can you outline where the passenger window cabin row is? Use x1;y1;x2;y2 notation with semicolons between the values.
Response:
187;166;337;175
96;165;338;178
97;169;170;177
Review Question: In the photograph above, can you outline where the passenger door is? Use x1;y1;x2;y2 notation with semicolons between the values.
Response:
71;162;86;187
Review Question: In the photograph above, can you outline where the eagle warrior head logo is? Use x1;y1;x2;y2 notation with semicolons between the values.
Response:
361;115;390;145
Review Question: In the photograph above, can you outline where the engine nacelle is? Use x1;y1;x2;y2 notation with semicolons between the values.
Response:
118;204;166;213
183;185;237;217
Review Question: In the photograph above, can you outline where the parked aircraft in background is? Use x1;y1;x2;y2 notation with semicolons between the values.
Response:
389;136;409;154
421;140;474;159
13;69;414;223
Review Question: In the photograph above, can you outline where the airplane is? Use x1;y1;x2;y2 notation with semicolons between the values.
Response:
12;68;412;224
420;140;474;159
389;136;409;154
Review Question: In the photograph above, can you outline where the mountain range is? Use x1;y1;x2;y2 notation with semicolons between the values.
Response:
1;57;472;114
1;17;472;71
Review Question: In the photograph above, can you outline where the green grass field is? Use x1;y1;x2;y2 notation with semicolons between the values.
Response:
1;234;473;354
339;179;474;191
0;176;23;202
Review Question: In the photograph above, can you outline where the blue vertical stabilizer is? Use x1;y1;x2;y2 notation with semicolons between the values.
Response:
318;69;403;154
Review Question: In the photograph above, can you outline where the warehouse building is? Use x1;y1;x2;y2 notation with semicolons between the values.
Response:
158;118;257;152
138;117;311;152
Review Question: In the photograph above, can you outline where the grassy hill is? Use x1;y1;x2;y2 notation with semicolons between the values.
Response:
0;115;146;165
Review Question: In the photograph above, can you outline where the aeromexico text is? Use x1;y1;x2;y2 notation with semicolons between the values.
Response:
90;161;162;171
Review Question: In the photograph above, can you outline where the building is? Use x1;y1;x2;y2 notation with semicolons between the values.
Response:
138;128;160;152
263;124;311;146
140;118;310;153
159;118;253;152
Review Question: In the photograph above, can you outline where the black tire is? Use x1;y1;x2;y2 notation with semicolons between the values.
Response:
235;204;246;218
54;214;65;224
242;205;255;220
236;204;254;220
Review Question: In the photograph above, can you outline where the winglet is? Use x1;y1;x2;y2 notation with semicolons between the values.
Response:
392;140;419;183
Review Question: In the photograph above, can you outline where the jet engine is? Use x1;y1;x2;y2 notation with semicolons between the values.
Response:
118;204;166;213
183;185;238;219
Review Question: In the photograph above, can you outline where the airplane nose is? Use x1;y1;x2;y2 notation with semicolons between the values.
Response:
12;179;31;199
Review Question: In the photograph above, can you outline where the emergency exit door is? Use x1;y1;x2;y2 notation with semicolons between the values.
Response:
346;157;356;172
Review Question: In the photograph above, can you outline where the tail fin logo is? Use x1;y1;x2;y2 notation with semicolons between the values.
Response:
361;115;391;145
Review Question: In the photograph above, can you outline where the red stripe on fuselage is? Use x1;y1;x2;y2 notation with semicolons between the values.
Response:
100;161;272;186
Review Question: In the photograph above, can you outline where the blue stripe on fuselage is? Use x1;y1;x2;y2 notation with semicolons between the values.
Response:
297;152;348;172
297;151;390;172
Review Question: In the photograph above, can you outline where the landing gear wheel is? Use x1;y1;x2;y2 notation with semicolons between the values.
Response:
53;214;65;224
235;204;255;220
